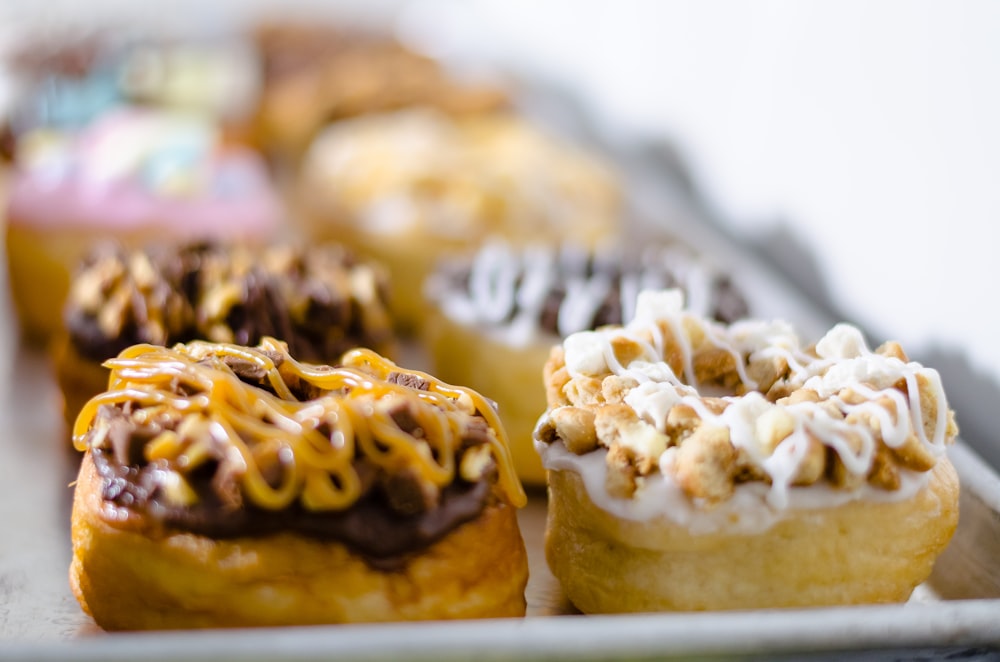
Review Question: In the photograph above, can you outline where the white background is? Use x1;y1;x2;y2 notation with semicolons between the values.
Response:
3;0;998;466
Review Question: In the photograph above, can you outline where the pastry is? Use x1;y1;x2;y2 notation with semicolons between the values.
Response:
424;240;748;484
70;339;528;629
298;109;622;330
55;240;394;432
535;289;959;612
0;28;124;161
116;35;262;142
1;29;259;157
5;106;284;342
251;21;506;164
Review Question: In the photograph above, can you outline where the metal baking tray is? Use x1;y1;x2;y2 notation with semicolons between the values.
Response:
2;85;1000;662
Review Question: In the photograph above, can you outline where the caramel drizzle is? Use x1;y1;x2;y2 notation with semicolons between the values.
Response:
73;338;527;511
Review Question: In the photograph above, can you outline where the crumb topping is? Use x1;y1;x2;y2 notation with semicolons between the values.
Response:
536;290;958;508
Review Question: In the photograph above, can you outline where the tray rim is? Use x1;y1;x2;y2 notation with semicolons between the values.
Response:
2;596;998;661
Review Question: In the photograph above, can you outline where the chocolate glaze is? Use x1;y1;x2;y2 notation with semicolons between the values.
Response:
92;446;491;569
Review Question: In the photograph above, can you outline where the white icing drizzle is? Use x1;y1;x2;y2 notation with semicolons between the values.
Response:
543;288;953;526
426;240;745;348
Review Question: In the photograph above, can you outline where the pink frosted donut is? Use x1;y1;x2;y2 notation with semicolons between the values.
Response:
5;106;286;341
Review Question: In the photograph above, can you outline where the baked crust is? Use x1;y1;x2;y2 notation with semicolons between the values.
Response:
545;455;959;612
71;453;529;630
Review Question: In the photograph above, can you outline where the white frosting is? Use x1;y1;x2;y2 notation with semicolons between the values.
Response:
538;287;953;531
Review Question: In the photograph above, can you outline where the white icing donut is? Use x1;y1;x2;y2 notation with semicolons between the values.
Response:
536;288;957;530
536;288;960;612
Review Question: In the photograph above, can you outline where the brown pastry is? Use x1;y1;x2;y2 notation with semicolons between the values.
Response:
70;339;528;629
535;289;959;612
251;21;506;163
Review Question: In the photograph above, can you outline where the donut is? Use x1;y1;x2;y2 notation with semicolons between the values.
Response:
297;109;622;331
1;29;259;158
534;289;959;612
424;240;748;485
69;339;528;630
115;36;262;141
0;28;123;157
55;240;395;434
250;21;507;163
5;106;284;342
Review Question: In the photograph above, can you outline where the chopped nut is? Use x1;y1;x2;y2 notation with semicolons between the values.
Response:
158;470;199;507
605;444;638;498
756;407;796;455
745;355;788;395
733;446;768;482
915;372;958;442
827;434;867;490
779;388;821;405
888;432;937;472
673;423;735;503
564;376;605;407
692;346;739;388
838;388;868;406
876;340;908;362
459;444;495;482
608;335;646;369
791;434;826;486
545;365;572;408
593;403;666;471
601;375;638;404
549;406;598;454
128;251;158;290
868;445;901;490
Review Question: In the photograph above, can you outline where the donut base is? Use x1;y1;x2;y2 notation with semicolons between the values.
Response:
545;457;959;613
5;223;78;344
71;453;529;630
424;309;550;485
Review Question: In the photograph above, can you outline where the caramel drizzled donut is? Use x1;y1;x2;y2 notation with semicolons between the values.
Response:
70;340;528;629
536;289;959;612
